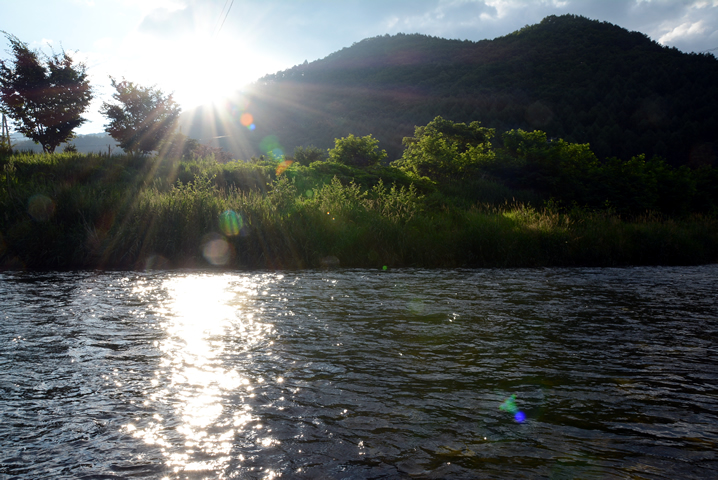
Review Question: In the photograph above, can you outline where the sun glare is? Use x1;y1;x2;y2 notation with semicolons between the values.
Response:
125;274;278;475
169;37;270;108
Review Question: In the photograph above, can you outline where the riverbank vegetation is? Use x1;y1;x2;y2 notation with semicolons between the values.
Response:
2;118;717;270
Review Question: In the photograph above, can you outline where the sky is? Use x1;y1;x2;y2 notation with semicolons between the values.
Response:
2;0;718;134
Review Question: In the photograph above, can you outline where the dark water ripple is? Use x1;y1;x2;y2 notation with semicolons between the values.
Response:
1;266;717;479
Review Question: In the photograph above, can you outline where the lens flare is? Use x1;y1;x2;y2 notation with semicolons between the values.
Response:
221;96;255;132
219;210;243;237
201;233;232;266
276;160;293;176
27;194;55;222
500;394;525;423
144;255;170;270
260;135;284;159
240;113;253;127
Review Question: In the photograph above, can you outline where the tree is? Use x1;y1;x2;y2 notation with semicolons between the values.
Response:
291;145;325;165
0;32;92;153
327;134;387;167
100;77;181;155
394;116;494;181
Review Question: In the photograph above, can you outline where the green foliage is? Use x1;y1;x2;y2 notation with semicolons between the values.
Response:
493;129;599;201
367;179;423;223
2;121;718;270
395;116;495;181
0;32;92;153
327;134;387;167
101;77;181;155
392;117;718;216
291;145;326;165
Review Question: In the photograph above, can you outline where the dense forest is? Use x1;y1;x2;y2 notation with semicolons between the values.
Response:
184;14;718;167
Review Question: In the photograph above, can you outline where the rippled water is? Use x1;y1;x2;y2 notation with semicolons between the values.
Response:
1;266;717;479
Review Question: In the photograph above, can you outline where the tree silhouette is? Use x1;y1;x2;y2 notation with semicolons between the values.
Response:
101;78;181;155
0;32;92;153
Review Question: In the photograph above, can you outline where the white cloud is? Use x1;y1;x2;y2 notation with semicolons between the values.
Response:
659;19;707;44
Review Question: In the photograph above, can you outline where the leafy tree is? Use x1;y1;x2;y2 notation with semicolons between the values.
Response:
497;129;599;203
291;145;325;165
0;32;92;153
100;77;181;155
327;134;387;167
395;116;494;181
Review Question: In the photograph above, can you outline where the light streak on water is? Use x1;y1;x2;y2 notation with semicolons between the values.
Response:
0;266;717;478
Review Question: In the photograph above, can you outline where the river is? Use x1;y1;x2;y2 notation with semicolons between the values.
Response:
1;266;717;479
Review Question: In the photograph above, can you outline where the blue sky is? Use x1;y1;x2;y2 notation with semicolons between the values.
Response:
3;0;718;134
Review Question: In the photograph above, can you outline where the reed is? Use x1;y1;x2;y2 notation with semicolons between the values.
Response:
1;152;716;270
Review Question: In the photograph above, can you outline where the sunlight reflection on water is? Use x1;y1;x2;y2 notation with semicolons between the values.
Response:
1;267;717;479
126;273;277;477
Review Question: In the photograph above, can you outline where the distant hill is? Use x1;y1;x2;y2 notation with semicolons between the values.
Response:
182;14;718;166
12;133;123;155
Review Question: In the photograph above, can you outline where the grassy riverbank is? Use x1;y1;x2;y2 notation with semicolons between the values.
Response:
1;152;717;270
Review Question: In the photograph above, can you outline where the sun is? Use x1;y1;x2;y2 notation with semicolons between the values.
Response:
168;37;271;109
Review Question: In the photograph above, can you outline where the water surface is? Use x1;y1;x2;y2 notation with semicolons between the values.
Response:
1;266;717;479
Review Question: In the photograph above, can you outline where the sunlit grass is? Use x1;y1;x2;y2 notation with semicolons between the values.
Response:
1;152;717;269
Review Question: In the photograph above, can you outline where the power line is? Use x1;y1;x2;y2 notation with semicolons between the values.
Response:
213;0;235;37
217;0;235;35
213;0;230;35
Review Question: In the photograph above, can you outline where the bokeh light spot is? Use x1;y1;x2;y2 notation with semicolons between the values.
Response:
240;112;254;127
500;394;525;422
276;160;293;176
408;298;424;314
144;254;169;270
260;135;284;159
201;233;232;265
219;210;243;237
27;194;55;222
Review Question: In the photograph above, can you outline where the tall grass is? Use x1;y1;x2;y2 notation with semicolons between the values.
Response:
1;152;717;270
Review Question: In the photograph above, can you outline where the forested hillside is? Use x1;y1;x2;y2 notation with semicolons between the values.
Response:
183;14;718;166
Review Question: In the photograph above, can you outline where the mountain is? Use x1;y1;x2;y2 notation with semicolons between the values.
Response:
11;132;122;154
182;14;718;167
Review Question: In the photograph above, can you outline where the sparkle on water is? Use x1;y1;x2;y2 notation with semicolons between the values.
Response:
1;266;717;479
129;274;278;477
